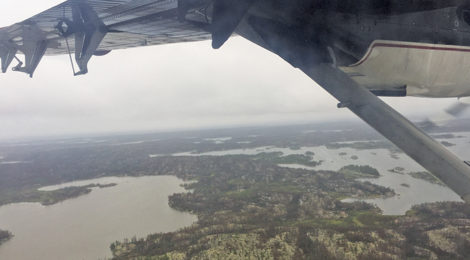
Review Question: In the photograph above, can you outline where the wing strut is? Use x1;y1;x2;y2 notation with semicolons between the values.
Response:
236;17;470;203
64;34;77;76
305;64;470;203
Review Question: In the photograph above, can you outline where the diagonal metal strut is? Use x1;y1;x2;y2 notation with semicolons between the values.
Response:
304;64;470;203
236;15;470;203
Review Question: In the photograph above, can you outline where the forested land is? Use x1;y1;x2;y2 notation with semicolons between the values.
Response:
0;229;12;246
1;122;470;258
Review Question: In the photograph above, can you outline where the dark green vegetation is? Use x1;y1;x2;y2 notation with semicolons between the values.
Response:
2;120;462;206
326;141;401;153
431;133;461;139
0;229;12;246
1;121;470;259
408;172;444;186
252;152;322;167
389;167;445;186
388;167;405;174
110;156;396;259
110;156;470;259
1;186;92;206
441;141;456;147
339;165;380;178
327;141;404;160
0;183;117;206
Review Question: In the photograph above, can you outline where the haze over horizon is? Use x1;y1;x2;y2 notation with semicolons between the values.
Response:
0;1;466;140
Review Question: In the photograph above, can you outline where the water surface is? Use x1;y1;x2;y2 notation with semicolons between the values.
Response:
0;176;196;260
151;132;470;215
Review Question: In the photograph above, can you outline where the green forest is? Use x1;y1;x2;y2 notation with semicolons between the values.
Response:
110;156;470;260
1;122;470;259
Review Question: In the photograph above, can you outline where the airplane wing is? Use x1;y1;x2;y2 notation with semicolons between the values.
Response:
2;0;470;203
0;0;211;76
234;6;470;203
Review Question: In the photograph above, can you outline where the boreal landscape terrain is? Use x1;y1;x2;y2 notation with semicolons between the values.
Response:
1;121;470;259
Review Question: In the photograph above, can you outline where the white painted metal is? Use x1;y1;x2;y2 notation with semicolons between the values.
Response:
341;40;470;98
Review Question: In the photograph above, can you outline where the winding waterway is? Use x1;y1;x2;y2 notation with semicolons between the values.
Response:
0;176;197;260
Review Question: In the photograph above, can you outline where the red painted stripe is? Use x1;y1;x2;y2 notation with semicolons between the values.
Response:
350;42;470;67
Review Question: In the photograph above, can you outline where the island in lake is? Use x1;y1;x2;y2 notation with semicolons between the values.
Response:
1;183;117;207
111;156;469;260
0;120;469;259
0;230;12;247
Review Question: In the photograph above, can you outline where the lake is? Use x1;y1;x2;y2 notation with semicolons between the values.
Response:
154;132;470;215
0;176;197;260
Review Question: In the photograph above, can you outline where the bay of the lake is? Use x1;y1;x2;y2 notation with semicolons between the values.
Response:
0;176;197;260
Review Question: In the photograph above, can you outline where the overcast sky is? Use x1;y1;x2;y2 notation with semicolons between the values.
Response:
0;1;463;140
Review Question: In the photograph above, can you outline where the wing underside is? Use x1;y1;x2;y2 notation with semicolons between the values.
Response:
0;0;211;76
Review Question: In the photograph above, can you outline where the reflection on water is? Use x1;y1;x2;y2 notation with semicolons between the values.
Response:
0;176;197;260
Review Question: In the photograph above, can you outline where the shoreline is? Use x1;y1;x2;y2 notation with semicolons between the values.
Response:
0;229;13;247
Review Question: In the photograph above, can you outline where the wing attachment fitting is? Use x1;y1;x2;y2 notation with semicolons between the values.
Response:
0;38;18;73
0;0;107;77
0;0;214;77
211;0;256;49
11;24;49;78
58;0;108;76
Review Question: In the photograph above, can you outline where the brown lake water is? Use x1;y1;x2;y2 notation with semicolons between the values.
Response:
0;176;197;260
